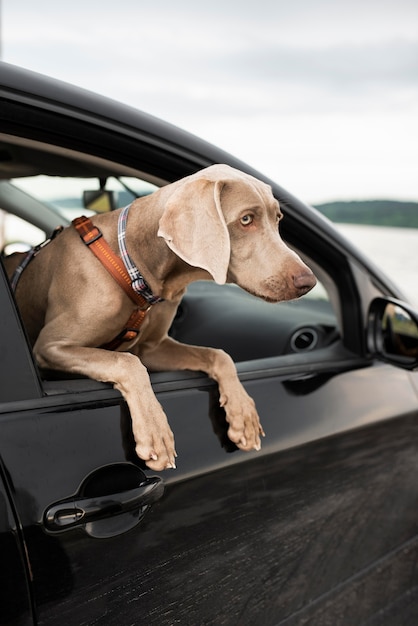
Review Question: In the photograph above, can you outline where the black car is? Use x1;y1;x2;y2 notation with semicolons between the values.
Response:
1;62;418;626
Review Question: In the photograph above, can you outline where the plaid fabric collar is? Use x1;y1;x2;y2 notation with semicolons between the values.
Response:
117;204;163;305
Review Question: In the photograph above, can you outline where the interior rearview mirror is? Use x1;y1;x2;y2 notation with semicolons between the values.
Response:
367;297;418;370
83;189;116;213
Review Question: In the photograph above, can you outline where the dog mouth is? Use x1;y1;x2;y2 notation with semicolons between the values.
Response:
241;286;290;303
241;278;315;303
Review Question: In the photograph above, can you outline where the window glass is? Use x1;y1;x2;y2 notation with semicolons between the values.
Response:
0;175;159;252
11;175;159;218
0;212;44;252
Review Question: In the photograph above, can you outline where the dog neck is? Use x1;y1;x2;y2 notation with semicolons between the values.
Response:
118;205;163;305
123;199;212;302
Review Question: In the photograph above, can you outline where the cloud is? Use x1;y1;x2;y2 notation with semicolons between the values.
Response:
229;40;418;88
2;0;418;202
4;1;417;118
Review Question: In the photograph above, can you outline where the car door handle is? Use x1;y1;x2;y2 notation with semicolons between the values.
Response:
44;476;164;532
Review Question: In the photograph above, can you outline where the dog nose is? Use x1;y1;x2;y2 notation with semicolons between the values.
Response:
293;270;317;294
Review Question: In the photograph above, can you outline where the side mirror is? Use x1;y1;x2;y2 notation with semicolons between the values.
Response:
367;297;418;370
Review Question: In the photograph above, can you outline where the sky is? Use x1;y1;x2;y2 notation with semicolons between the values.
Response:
1;0;418;205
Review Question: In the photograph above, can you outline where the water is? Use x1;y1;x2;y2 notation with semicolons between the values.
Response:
336;224;418;309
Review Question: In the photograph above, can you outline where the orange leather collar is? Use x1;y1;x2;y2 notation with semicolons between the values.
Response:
73;216;153;350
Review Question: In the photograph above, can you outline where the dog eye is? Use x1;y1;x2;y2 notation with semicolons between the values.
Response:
240;214;253;226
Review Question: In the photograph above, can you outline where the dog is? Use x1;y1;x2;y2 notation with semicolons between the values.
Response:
5;164;316;471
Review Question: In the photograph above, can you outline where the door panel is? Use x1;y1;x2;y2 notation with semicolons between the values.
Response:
40;414;418;626
1;363;418;624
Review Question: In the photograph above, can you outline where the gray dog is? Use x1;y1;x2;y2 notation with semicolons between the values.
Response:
5;165;316;470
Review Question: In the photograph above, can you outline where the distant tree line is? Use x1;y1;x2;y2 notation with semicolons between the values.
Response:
313;200;418;228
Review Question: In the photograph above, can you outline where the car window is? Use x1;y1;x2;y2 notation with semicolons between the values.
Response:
0;211;44;253
10;175;157;219
11;175;158;218
0;175;159;253
170;274;338;363
0;146;340;377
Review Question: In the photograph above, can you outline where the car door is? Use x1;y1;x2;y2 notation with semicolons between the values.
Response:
2;248;418;626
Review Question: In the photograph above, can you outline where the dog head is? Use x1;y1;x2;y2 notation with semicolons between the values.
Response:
158;164;316;301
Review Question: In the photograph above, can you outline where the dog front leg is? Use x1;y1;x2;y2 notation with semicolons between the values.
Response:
208;349;265;452
34;341;177;471
197;347;265;452
138;338;264;452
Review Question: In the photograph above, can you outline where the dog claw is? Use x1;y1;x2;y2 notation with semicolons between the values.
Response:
165;461;176;469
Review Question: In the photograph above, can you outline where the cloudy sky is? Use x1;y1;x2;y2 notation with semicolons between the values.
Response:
2;0;418;204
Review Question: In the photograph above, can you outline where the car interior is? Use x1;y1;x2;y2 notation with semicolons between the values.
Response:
0;134;341;374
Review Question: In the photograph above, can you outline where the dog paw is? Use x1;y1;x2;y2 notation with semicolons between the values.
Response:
220;390;265;452
135;441;177;472
131;405;177;471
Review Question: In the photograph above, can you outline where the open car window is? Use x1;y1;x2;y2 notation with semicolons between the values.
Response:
170;268;338;363
1;175;159;253
11;174;159;216
0;137;341;380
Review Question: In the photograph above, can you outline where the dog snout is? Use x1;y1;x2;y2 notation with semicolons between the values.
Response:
293;269;317;295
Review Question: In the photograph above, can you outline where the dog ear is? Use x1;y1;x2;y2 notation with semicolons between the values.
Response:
157;178;230;284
